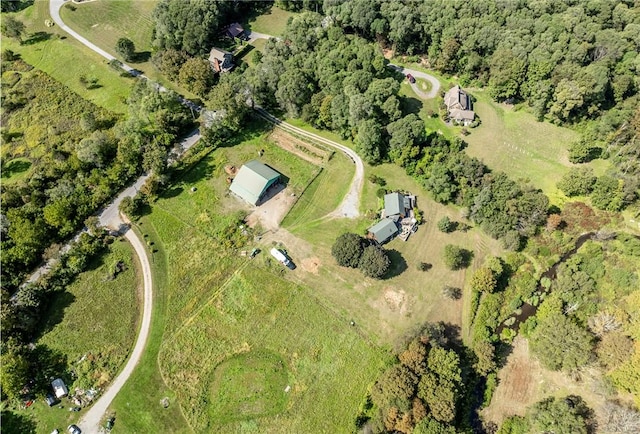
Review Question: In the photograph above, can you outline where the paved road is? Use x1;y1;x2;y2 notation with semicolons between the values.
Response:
77;229;153;433
388;64;441;99
247;30;278;43
255;108;364;218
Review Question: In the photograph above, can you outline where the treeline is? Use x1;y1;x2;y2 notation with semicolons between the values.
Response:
324;0;640;207
1;231;108;401
1;54;193;289
360;323;491;433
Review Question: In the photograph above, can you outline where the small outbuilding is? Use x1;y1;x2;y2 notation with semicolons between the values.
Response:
368;219;399;244
229;160;281;205
51;378;68;399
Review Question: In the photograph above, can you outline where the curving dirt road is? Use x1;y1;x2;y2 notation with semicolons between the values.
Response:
77;229;153;433
255;108;364;218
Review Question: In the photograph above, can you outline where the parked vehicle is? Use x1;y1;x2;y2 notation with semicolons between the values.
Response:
67;425;81;434
270;248;296;269
406;73;416;83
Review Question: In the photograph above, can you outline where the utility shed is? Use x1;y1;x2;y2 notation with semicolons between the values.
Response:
384;192;406;217
51;378;68;399
368;219;399;244
229;160;281;205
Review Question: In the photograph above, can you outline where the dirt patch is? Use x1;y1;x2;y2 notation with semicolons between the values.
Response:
268;129;328;166
300;257;321;274
245;186;297;231
380;287;412;317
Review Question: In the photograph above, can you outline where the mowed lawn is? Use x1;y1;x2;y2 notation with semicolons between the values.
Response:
464;90;581;203
13;240;140;433
58;0;192;97
247;5;296;36
3;2;134;113
282;160;504;346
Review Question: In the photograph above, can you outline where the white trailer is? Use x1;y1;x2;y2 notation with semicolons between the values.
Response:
270;248;291;266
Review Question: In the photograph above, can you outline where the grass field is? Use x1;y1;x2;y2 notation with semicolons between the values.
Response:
2;2;136;112
12;240;140;433
463;90;582;204
57;0;194;98
247;6;296;36
159;266;387;432
106;125;388;432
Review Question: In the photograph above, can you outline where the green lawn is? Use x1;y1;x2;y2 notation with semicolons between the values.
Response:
0;158;32;184
158;266;387;433
463;90;583;204
12;240;140;433
58;0;194;98
2;2;134;112
247;6;296;36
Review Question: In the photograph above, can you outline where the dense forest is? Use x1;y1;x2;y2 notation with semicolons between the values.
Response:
322;0;640;209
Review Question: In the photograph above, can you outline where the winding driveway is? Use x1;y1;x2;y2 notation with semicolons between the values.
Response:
255;108;364;218
388;63;441;99
77;229;153;433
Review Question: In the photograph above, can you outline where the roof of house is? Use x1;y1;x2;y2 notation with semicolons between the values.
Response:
444;85;470;110
449;108;475;121
229;160;280;205
369;218;399;243
384;192;405;216
208;47;232;62
227;22;244;38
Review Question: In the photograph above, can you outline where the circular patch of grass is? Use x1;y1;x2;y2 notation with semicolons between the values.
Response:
209;349;289;424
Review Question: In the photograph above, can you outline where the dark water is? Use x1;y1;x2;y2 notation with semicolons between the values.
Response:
495;232;596;335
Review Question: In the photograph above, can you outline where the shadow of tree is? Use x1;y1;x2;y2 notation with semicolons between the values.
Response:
0;410;37;434
36;291;76;338
28;344;68;395
23;31;51;45
384;249;407;279
133;51;151;63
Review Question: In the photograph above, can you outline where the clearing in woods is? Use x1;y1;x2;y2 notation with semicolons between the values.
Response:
482;337;622;427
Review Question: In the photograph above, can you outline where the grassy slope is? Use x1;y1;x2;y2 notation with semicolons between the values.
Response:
109;224;190;433
2;2;133;113
57;0;193;98
12;241;140;433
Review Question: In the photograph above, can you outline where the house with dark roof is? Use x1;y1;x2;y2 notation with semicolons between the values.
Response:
368;219;399;244
444;85;475;126
208;47;234;73
224;22;247;40
229;160;281;205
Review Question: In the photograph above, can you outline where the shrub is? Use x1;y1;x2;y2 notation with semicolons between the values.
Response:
331;233;366;268
443;244;473;270
437;216;455;233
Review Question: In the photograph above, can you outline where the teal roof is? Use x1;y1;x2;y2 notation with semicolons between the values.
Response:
368;218;398;243
230;160;280;205
384;192;405;216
